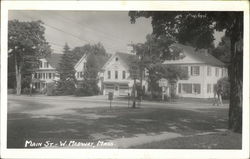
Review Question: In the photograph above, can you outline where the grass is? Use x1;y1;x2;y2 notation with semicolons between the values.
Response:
7;97;240;149
132;131;242;149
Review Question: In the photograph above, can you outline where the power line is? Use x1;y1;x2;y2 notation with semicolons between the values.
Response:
19;12;125;52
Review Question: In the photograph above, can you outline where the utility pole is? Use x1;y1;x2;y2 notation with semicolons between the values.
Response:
132;77;136;108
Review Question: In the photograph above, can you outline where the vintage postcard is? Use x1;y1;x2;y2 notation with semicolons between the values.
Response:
1;1;249;159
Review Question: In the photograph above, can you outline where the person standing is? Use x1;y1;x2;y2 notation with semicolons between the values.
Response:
217;84;223;106
213;83;223;106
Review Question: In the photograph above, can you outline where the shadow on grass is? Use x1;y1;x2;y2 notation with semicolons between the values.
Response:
8;106;230;148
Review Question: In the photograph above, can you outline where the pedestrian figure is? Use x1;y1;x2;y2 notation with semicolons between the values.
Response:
217;84;223;106
213;84;223;106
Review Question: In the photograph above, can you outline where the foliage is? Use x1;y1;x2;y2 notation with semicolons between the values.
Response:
71;42;107;63
212;36;231;64
129;11;243;132
74;80;100;96
130;34;188;97
55;80;76;95
46;82;57;96
56;43;76;95
217;77;230;99
58;43;76;81
8;20;51;94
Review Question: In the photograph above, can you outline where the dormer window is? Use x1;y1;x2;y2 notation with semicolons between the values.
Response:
115;57;119;61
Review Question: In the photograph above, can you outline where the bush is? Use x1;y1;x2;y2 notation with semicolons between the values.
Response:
55;80;76;95
74;80;100;96
46;82;57;96
217;77;230;99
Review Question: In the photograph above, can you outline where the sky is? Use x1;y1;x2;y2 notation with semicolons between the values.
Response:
9;10;224;54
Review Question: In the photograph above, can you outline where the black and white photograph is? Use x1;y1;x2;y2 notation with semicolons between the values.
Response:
1;1;249;159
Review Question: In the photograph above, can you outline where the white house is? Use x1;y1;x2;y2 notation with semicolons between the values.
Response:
163;43;228;98
74;54;87;82
33;54;62;91
99;52;148;96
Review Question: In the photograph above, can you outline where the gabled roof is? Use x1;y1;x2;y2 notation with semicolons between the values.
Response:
164;43;225;66
74;54;88;69
102;52;138;70
116;52;138;67
45;53;62;69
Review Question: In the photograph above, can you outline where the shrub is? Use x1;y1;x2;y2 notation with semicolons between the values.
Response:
46;82;57;96
55;80;76;95
74;80;100;96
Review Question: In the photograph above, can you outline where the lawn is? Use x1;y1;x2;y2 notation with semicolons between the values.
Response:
7;97;241;149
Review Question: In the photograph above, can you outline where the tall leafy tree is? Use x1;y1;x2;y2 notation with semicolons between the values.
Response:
72;43;109;95
8;20;51;95
212;36;231;64
56;43;76;95
71;42;107;63
129;11;243;132
130;34;187;97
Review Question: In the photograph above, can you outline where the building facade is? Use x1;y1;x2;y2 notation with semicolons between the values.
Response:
99;52;147;96
33;54;61;91
163;43;228;98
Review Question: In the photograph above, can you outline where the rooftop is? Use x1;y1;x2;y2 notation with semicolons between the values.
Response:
164;43;225;66
45;53;62;69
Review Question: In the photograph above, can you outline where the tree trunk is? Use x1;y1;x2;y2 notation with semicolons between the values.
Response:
228;36;243;133
15;53;22;95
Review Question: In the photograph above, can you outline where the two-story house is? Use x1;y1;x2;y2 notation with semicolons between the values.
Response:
33;54;62;91
99;52;148;96
163;43;228;98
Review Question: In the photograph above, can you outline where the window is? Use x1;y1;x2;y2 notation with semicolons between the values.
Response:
178;83;182;93
108;71;111;79
115;57;119;61
44;62;49;68
45;73;48;79
207;84;211;93
53;73;55;79
215;68;219;77
191;66;200;76
39;61;42;68
42;73;45;79
193;84;201;94
49;73;51;79
183;66;188;75
80;72;83;78
207;66;211;76
115;71;118;79
182;84;192;94
122;71;126;79
77;72;80;78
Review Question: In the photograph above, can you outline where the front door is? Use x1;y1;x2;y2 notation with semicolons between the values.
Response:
114;84;119;96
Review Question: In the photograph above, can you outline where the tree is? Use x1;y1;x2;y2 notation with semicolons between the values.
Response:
8;20;51;95
130;34;187;98
71;42;107;63
72;43;109;95
129;11;243;132
56;43;76;95
212;35;231;64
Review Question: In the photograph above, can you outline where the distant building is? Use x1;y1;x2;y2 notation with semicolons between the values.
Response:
33;54;62;91
163;43;228;98
74;54;87;84
99;52;148;96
